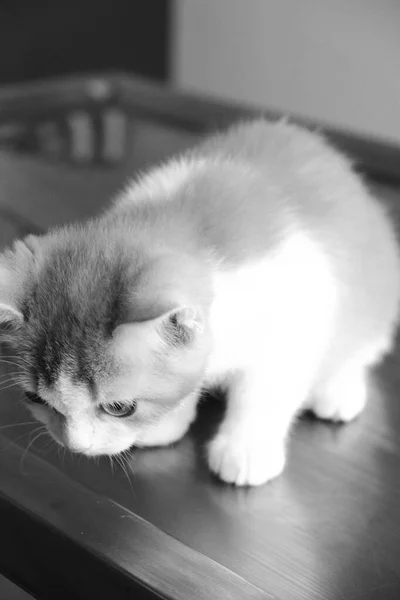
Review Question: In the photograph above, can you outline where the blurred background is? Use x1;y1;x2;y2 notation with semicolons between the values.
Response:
1;0;399;143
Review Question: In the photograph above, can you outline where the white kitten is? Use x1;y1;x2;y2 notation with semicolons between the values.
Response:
1;119;399;486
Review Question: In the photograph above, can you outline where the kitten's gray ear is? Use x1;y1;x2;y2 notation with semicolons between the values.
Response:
162;306;204;345
121;296;203;344
122;253;209;343
0;243;31;335
0;302;23;334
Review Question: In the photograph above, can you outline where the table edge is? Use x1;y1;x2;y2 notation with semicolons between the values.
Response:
0;434;269;600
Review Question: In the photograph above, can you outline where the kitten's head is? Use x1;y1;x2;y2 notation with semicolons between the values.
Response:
0;225;212;455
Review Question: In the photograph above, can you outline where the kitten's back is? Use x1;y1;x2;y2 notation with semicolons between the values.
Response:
193;119;400;373
133;119;400;371
116;119;400;343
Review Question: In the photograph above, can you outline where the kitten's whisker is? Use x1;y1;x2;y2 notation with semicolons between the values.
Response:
0;377;25;390
18;424;45;441
0;381;22;392
16;392;30;405
0;421;37;432
20;429;48;472
1;371;26;379
0;376;22;386
0;371;22;379
0;380;23;389
117;455;128;481
114;454;123;471
117;451;135;496
0;370;21;377
43;437;55;451
108;455;114;474
0;353;33;363
0;359;26;369
3;424;44;448
0;357;23;364
122;449;133;470
55;442;68;466
44;439;62;460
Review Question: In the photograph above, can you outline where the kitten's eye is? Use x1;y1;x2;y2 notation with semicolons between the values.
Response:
25;392;46;405
101;401;137;418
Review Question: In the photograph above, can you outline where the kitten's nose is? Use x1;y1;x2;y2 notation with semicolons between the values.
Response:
64;423;94;454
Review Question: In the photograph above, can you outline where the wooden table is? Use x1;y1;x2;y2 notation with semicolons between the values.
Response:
1;75;400;600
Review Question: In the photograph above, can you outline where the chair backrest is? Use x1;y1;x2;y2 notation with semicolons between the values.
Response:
0;75;124;166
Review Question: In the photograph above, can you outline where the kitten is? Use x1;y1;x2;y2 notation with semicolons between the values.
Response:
0;119;399;486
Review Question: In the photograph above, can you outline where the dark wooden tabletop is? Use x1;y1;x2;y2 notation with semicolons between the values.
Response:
1;75;400;600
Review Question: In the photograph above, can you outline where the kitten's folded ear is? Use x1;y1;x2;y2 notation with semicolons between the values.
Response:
0;263;24;335
161;305;204;345
121;299;204;345
0;303;24;334
0;236;37;336
121;253;210;342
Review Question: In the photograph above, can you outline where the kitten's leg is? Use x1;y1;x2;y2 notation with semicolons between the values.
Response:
310;339;390;423
207;234;336;485
311;363;368;422
136;391;199;447
207;363;314;486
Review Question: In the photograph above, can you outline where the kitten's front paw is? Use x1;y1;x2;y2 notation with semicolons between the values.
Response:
207;431;285;486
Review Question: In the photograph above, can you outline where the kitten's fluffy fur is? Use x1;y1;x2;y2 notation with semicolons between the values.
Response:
1;119;399;486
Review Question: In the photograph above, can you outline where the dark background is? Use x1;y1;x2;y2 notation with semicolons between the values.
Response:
0;0;171;84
